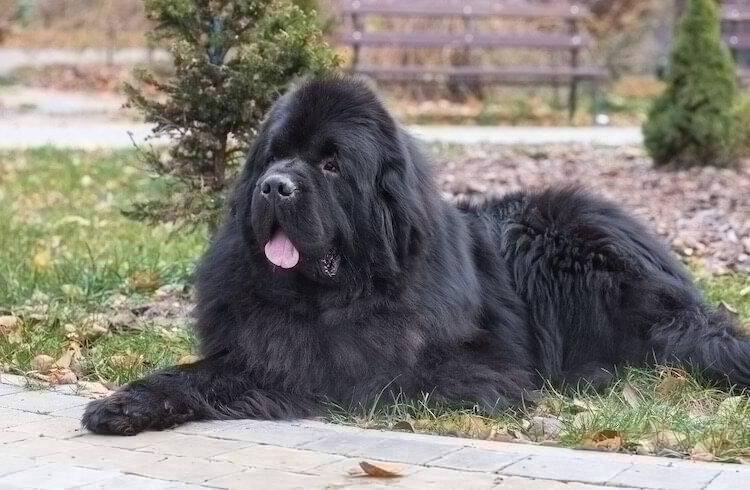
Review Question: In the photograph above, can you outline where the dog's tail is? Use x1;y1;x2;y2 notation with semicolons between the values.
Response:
651;305;750;388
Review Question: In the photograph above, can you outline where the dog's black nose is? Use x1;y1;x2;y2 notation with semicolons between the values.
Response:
260;174;296;199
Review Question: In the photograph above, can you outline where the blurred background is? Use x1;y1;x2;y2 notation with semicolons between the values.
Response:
1;0;747;127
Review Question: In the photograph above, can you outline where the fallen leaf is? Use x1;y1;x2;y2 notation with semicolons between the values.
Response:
656;371;688;396
581;430;623;452
717;396;746;417
0;315;19;336
719;301;739;316
356;461;402;478
177;354;201;365
32;249;50;272
571;398;600;413
621;382;641;409
30;354;55;374
54;341;82;370
110;353;144;370
654;430;686;450
571;411;596;431
128;271;161;293
60;284;84;301
393;420;415;433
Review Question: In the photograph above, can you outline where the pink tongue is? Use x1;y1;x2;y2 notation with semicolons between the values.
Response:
264;230;300;269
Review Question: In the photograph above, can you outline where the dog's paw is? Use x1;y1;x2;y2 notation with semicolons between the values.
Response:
82;388;193;436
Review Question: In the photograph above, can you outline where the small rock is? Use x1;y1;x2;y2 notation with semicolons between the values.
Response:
177;354;201;365
527;416;564;442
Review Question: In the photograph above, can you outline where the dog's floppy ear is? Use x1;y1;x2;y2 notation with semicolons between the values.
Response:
375;122;431;270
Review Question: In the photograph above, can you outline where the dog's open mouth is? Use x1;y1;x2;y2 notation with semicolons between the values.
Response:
264;228;340;277
264;229;300;269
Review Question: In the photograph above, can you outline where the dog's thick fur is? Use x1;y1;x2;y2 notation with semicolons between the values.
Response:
83;78;750;435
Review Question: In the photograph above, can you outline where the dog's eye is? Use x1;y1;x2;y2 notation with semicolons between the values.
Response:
322;159;339;174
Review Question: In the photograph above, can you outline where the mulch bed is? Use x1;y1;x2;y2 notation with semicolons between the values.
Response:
431;145;750;274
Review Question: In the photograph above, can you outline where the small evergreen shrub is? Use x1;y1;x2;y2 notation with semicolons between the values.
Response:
125;0;339;230
642;0;739;169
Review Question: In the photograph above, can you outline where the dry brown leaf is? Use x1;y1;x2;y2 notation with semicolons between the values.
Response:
356;461;402;479
177;355;201;365
128;271;161;293
48;368;78;385
621;382;641;409
582;430;623;452
654;430;686;450
54;341;82;370
110;353;144;369
30;354;55;374
0;315;19;337
656;372;688;396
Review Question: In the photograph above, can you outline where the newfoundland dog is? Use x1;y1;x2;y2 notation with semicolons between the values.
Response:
83;77;750;435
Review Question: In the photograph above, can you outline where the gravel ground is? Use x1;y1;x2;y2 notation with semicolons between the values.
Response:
432;145;750;274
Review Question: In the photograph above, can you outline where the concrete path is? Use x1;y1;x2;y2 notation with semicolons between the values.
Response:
0;375;747;489
0;48;169;75
0;117;642;149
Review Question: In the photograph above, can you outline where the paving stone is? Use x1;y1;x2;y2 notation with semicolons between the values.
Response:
213;445;345;472
0;455;40;477
127;455;242;484
205;468;339;490
76;430;183;450
500;454;631;485
0;390;87;414
78;474;209;490
0;431;31;444
314;457;423;477
10;415;84;439
0;436;95;459
494;477;620;489
138;434;253;458
298;432;405;456
705;468;750;490
48;404;87;419
0;407;51;429
0;462;118;489
0;383;23;396
399;467;502;489
174;420;246;436
608;464;721;490
351;438;461;465
39;444;169;472
0;373;27;387
427;447;527;472
210;420;331;447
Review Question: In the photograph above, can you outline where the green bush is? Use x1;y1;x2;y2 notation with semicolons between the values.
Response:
124;0;339;231
735;95;750;158
642;0;739;169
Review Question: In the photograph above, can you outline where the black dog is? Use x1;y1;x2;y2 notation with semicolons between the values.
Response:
83;77;750;435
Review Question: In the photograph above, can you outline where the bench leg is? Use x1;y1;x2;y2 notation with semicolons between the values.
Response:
568;78;579;123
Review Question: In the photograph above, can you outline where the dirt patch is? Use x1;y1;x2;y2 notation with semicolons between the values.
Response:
432;145;750;274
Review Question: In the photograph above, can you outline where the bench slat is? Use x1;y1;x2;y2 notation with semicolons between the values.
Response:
725;33;750;49
350;64;609;81
340;0;589;19
337;31;590;49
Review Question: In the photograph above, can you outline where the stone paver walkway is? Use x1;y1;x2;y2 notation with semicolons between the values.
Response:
1;375;747;489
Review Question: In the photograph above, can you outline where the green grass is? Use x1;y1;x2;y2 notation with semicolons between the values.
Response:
0;148;201;381
0;148;749;461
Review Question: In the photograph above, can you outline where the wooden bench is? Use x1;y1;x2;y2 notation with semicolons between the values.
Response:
334;0;608;121
722;1;750;83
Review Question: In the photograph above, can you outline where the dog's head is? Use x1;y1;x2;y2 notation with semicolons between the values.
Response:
233;77;435;290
